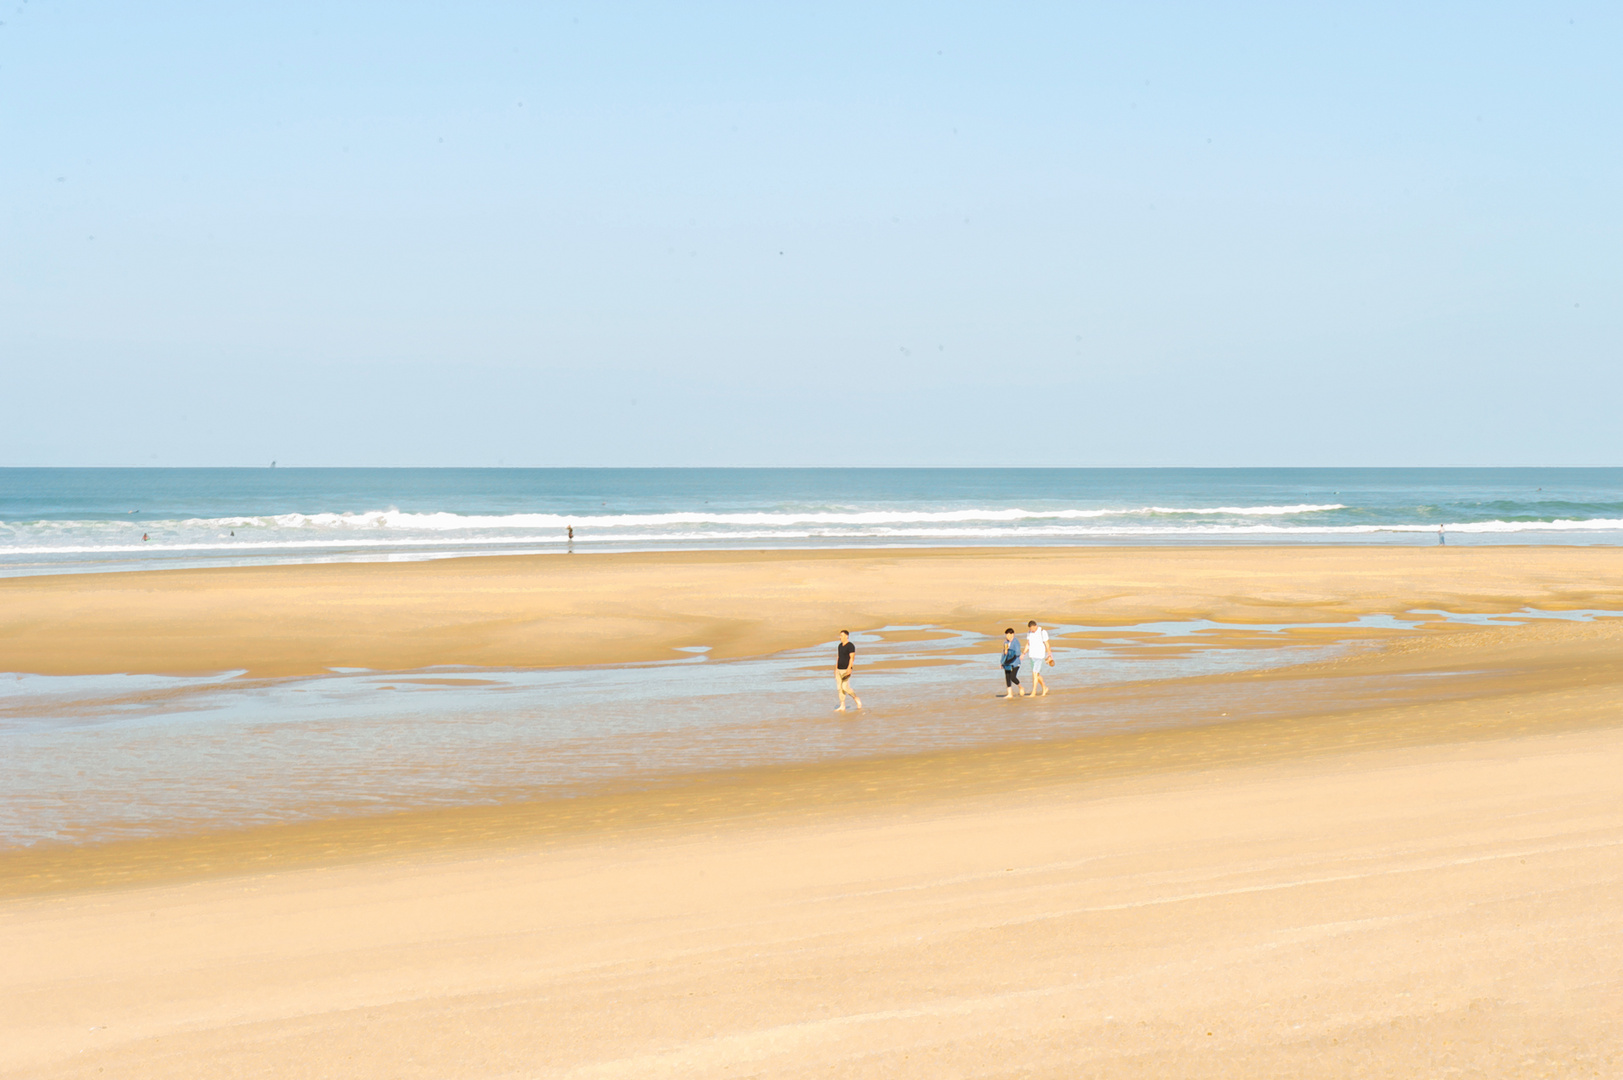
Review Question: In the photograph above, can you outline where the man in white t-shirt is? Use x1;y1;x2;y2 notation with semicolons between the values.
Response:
1023;620;1052;696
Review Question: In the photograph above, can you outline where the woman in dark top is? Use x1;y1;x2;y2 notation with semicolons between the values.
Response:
1000;627;1023;698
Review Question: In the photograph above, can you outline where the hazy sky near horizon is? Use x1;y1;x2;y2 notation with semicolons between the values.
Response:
3;3;1619;467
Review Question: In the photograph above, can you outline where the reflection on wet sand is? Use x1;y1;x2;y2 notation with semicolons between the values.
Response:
5;610;1623;899
3;607;1618;862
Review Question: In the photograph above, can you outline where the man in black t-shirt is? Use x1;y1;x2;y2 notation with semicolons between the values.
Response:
835;630;863;712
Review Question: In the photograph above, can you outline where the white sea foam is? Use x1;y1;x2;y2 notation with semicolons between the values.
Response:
194;504;1354;530
4;516;1623;558
4;503;1351;536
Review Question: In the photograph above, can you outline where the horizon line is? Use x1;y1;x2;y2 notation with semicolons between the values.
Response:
4;463;1623;471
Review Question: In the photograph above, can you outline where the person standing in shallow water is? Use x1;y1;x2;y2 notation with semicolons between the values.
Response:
1023;620;1052;696
1000;627;1023;698
835;630;862;712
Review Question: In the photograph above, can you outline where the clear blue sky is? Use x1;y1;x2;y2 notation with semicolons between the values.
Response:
3;3;1618;466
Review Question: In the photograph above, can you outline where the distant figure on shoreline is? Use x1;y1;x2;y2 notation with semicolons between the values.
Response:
567;525;574;551
142;533;149;541
835;630;862;712
1024;620;1052;696
1438;525;1446;545
1000;627;1023;698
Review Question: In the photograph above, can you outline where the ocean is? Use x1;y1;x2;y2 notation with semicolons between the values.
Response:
2;467;1621;577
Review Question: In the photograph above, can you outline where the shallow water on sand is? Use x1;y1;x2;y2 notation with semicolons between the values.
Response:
3;608;1619;847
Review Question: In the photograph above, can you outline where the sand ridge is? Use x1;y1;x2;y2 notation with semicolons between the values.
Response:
4;544;1623;676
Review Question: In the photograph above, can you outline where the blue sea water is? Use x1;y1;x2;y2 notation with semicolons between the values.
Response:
2;467;1621;577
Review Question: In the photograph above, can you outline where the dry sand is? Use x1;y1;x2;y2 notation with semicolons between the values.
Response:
4;719;1619;1077
5;544;1623;676
3;548;1622;1076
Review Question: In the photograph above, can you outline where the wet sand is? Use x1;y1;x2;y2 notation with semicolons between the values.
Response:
3;549;1622;1076
3;617;1622;1075
4;727;1620;1076
4;613;1620;900
5;544;1623;676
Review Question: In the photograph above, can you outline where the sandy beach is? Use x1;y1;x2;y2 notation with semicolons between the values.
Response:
11;0;1621;1064
5;545;1623;676
3;547;1622;1076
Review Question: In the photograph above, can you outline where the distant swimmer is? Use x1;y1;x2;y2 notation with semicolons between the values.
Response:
835;630;862;712
142;533;149;541
1000;627;1023;698
1023;620;1053;696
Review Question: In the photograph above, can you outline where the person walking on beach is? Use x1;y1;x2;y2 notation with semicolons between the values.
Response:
835;630;862;712
1023;620;1053;696
1000;627;1023;698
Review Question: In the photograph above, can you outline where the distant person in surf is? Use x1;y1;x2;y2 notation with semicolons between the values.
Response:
1023;620;1053;696
1000;628;1023;698
1438;525;1446;545
835;630;862;712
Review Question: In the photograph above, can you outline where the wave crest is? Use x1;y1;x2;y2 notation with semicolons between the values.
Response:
151;503;1352;531
4;515;1623;557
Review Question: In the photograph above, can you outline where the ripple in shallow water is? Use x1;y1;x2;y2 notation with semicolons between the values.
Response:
2;608;1617;847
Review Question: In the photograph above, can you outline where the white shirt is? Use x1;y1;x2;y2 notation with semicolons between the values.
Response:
1026;627;1049;661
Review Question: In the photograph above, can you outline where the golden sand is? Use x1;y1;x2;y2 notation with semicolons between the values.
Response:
2;548;1621;1076
4;544;1623;676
